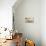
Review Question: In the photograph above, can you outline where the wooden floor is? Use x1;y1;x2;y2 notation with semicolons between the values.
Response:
0;39;16;46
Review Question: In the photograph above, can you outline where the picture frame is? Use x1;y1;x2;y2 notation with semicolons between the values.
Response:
25;16;34;23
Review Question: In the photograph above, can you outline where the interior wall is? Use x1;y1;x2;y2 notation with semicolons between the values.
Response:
13;0;41;46
0;0;16;30
41;0;46;46
0;0;46;46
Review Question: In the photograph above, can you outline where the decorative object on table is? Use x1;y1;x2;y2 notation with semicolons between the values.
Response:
25;40;35;46
4;28;7;31
0;27;6;43
6;29;13;40
0;27;6;40
25;16;34;23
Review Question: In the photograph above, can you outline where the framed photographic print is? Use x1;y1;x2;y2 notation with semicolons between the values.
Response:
25;16;34;23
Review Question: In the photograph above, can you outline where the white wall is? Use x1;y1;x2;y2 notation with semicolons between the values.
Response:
13;0;41;46
0;0;16;30
41;0;46;46
0;0;46;46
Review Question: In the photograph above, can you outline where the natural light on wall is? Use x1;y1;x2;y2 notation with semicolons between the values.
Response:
0;0;16;30
0;8;12;30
